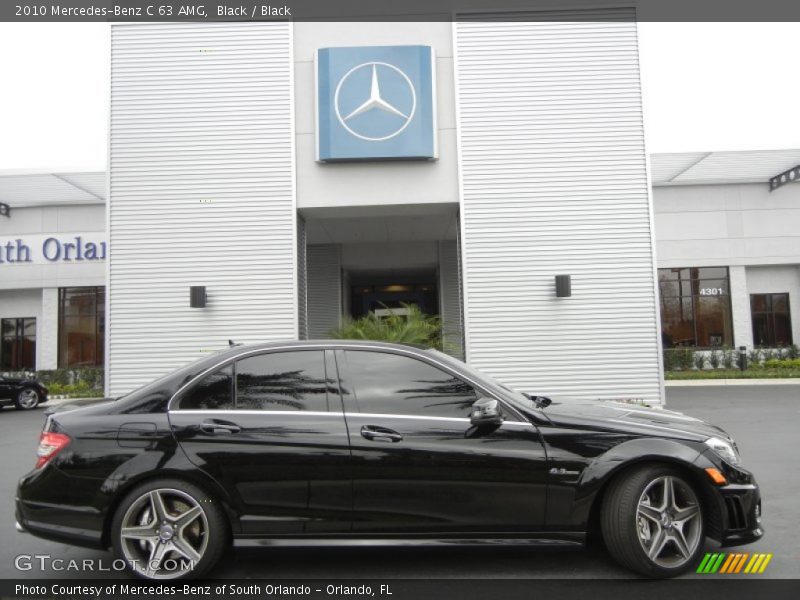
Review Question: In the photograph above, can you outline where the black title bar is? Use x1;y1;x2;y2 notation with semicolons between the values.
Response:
3;0;800;22
2;579;800;600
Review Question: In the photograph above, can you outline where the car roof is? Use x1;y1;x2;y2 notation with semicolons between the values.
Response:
225;339;430;355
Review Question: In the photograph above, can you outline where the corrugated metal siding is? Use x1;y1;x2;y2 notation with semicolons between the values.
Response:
455;11;662;403
307;244;341;339
297;216;308;340
438;239;464;359
109;22;296;396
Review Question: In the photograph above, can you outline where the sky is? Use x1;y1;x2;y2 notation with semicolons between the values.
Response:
0;21;797;171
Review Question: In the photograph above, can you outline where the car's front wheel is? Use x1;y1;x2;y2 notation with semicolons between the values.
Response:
111;479;228;580
15;388;40;410
601;465;705;577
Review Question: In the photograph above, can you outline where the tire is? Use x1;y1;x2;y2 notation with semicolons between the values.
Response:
601;465;705;578
15;388;40;410
111;478;229;580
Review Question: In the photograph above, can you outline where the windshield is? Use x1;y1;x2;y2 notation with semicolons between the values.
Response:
426;349;535;408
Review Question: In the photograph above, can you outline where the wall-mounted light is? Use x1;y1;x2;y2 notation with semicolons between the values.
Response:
555;275;572;298
190;286;207;308
0;202;10;218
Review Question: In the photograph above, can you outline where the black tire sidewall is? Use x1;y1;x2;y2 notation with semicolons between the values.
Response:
15;388;40;410
602;465;706;578
110;478;228;579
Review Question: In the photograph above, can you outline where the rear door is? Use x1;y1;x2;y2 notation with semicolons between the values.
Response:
336;348;548;534
168;349;352;534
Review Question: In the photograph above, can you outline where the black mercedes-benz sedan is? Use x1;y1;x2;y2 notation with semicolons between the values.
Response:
16;341;762;580
0;375;48;410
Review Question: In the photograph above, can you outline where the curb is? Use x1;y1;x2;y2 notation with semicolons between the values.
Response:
664;378;800;387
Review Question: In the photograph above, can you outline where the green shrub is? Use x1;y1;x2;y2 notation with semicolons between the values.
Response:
787;344;800;359
762;358;800;369
721;346;736;369
748;348;763;365
663;347;694;371
708;349;721;369
761;348;779;361
330;303;445;350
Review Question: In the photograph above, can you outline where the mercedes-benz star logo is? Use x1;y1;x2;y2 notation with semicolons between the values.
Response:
334;62;417;142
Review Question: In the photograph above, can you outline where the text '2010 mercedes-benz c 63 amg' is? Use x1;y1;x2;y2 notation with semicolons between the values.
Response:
16;341;763;579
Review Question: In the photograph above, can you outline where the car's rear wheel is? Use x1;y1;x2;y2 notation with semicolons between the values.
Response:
111;479;228;580
601;465;705;577
15;388;40;410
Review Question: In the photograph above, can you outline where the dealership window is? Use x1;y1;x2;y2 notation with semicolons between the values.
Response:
58;287;105;368
343;350;478;418
658;267;734;348
1;318;36;371
235;351;329;412
751;293;793;346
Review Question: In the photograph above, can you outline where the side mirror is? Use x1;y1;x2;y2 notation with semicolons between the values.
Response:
470;397;504;427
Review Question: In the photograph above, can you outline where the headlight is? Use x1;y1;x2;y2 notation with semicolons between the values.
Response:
705;436;740;466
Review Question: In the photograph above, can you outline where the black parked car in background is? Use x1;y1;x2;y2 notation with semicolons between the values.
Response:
16;341;762;579
0;375;48;410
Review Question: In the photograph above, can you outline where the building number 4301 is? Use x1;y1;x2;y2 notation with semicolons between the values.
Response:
699;288;725;296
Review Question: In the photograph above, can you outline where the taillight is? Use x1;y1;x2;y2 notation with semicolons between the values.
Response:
35;431;71;469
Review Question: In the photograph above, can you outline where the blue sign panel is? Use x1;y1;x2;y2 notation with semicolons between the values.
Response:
316;45;437;162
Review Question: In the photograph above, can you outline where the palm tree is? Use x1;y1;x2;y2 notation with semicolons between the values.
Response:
329;303;445;350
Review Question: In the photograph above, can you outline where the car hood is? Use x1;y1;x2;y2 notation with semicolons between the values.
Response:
541;398;732;443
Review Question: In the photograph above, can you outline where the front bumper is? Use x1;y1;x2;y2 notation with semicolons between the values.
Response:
718;482;763;547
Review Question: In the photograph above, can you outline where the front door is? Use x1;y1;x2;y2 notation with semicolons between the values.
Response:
169;349;352;535
335;348;548;534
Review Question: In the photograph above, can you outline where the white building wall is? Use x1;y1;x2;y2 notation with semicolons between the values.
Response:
728;266;753;349
654;177;800;348
654;182;800;268
1;202;105;371
455;11;662;404
39;288;59;370
108;22;297;396
0;204;106;291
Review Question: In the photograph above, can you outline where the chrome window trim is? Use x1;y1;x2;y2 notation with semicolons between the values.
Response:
167;343;516;415
170;409;334;417
166;408;531;428
346;413;532;427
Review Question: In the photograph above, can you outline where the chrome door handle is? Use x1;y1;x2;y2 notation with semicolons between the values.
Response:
200;419;242;434
361;426;403;443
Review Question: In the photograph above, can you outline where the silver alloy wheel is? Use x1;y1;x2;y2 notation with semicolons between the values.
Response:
17;389;39;409
119;488;209;579
636;475;703;568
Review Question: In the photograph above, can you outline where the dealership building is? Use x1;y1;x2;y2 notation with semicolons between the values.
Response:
1;18;799;404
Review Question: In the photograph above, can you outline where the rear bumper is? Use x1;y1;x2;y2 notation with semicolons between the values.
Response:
16;467;106;550
718;483;763;547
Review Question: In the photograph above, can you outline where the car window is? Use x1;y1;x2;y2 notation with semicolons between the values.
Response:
235;350;329;412
177;365;233;410
343;350;478;418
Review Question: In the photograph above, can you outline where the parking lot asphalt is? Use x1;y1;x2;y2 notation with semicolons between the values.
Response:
0;385;797;580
